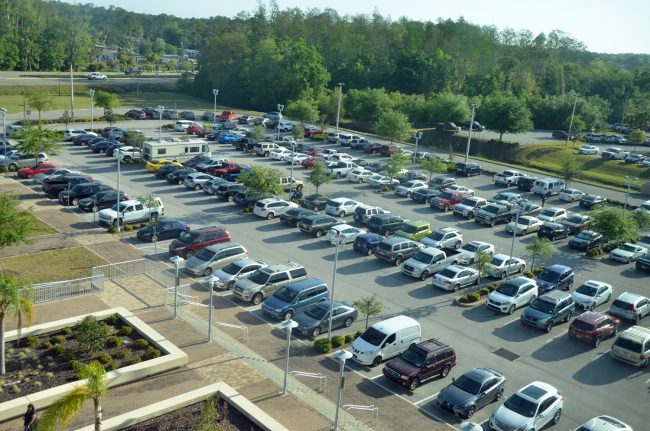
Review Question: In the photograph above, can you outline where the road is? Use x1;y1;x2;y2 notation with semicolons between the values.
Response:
0;70;174;86
23;122;649;431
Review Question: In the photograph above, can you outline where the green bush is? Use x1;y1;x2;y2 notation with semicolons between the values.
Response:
479;288;490;296
532;267;544;275
113;349;130;360
127;355;142;365
142;346;161;360
487;284;498;292
311;133;326;141
118;326;133;336
123;224;134;232
355;330;364;339
522;271;534;278
48;344;64;356
134;339;149;349
458;296;468;303
331;336;346;348
74;315;109;352
104;315;119;326
41;340;53;350
60;327;72;336
344;334;354;343
107;225;119;233
25;337;39;347
97;352;112;364
104;360;119;371
50;335;66;345
313;338;332;354
106;336;123;348
586;247;604;257
466;292;480;303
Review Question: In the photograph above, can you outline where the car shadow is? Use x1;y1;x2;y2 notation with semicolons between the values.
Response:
407;284;450;300
492;319;545;342
573;353;640;385
321;248;363;262
255;223;293;232
297;241;333;251
411;207;436;215
337;259;387;275
262;232;306;244
462;305;504;323
530;334;588;362
374;271;413;288
620;268;649;278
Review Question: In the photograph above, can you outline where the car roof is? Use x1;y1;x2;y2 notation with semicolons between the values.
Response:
540;290;572;302
518;381;558;402
506;277;536;287
545;264;572;273
578;416;632;431
436;226;459;233
575;311;610;325
205;242;244;252
616;291;645;303
464;367;502;383
407;220;429;227
372;315;419;333
284;278;326;291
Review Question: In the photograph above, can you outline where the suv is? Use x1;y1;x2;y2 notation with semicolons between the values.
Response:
58;183;111;206
168;226;231;259
184;242;248;276
608;292;650;323
298;214;341;237
516;176;538;192
487;277;538;315
374;237;422;266
521;290;576;332
254;142;280;157
535;264;574;293
453;197;488;219
233;262;308;305
537;222;570;241
611;326;650;367
490;382;564;431
475;204;515;227
261;278;329;320
77;190;128;212
394;221;432;241
455;162;482;177
325;197;360;217
301;194;329;211
568;311;620;347
421;227;463;249
366;214;408;236
353;205;388;225
569;230;603;251
42;175;94;198
215;183;245;201
382;339;456;391
428;176;456;190
253;198;297;219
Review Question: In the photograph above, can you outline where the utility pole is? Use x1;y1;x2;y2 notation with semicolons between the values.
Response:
335;83;345;133
70;64;75;119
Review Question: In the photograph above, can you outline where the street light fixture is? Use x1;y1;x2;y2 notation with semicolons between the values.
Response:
506;200;526;279
333;349;353;431
566;93;578;147
327;234;344;341
464;104;478;162
157;105;164;142
335;83;345;133
289;140;296;199
88;89;95;131
0;108;7;161
203;274;219;342
281;319;298;396
277;104;284;141
412;131;423;172
624;176;638;210
212;89;219;127
115;152;123;232
169;256;185;319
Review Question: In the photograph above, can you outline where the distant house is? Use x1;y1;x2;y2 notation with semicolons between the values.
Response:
161;54;180;64
93;44;120;62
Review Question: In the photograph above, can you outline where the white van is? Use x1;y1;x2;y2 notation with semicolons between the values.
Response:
338;133;360;146
531;178;565;196
174;120;194;131
350;315;421;366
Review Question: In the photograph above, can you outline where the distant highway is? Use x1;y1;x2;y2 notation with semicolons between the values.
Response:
0;71;175;86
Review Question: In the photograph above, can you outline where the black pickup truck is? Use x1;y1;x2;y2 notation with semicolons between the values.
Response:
474;204;517;227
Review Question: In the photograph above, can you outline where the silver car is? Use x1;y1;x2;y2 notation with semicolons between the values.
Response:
204;258;268;290
487;254;526;279
325;224;367;245
608;292;650;323
432;265;479;291
184;243;248;276
490;381;563;431
571;416;632;431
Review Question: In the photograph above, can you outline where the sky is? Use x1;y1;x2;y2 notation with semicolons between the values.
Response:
70;0;650;54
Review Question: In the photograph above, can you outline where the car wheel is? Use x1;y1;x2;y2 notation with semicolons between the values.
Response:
642;358;649;368
467;212;474;219
545;322;554;333
283;310;293;320
344;317;353;327
491;220;496;227
405;192;411;198
500;272;507;279
508;305;515;315
628;257;632;263
366;249;373;256
315;230;323;238
444;205;449;212
71;198;79;206
264;152;270;157
593;336;602;348
312;327;321;338
453;284;460;292
420;271;429;281
150;235;158;243
552;409;562;425
395;256;403;266
372;356;382;367
339;211;346;217
408;378;419;391
266;212;274;220
150;213;158;222
252;293;263;305
178;179;183;185
454;241;461;249
27;174;33;179
203;267;213;276
466;406;476;418
495;387;504;401
440;365;451;377
564;311;572;322
92;205;99;213
194;184;201;191
358;179;363;184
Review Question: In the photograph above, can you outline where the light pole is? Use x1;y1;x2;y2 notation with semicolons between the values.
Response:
115;152;123;232
412;131;422;172
335;83;345;133
277;104;284;140
204;274;219;342
464;104;478;162
170;256;185;319
0;108;6;160
333;349;353;431
327;234;344;341
624;176;638;210
88;89;95;132
212;89;219;127
157;105;164;142
289;140;295;199
565;92;578;147
281;319;298;396
506;200;525;279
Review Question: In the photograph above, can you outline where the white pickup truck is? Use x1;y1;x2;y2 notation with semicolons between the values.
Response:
98;198;164;226
601;147;629;160
401;247;462;281
493;170;525;187
326;161;358;178
115;146;143;162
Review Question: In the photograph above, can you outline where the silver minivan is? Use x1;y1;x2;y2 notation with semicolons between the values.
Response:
184;243;248;277
611;326;650;367
233;262;308;305
531;178;565;196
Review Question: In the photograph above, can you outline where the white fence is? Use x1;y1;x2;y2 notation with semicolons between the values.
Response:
30;274;104;304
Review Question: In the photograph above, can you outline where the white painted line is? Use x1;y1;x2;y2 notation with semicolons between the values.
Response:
645;377;650;384
414;391;440;405
505;318;519;325
545;329;568;343
590;355;602;362
368;374;383;380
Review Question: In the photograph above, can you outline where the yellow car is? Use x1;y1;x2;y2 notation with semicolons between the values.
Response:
146;159;182;172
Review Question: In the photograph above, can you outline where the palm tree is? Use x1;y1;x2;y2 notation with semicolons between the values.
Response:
0;274;34;374
39;360;107;431
525;237;554;271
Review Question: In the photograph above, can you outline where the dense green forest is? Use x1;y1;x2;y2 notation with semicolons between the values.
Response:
1;0;649;132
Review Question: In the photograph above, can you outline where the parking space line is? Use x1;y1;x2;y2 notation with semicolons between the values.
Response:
505;317;519;325
368;373;383;380
645;377;650;384
545;329;568;343
413;391;439;405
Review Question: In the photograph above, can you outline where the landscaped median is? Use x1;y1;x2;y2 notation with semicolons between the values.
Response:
0;307;188;422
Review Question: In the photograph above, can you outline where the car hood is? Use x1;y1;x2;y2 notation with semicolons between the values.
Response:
293;312;321;329
493;405;532;429
569;237;589;245
488;291;514;303
384;357;419;377
523;307;551;321
234;277;263;291
571;292;594;304
185;256;208;268
439;383;475;407
262;296;290;310
536;280;557;291
610;250;632;257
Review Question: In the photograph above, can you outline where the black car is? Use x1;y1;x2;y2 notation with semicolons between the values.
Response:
411;188;441;204
155;164;184;179
561;214;591;234
302;194;329;211
516;176;538;192
58;182;112;206
136;219;190;242
78;190;128;212
215;183;245;201
366;214;409;235
293;300;358;338
579;194;606;210
233;190;274;209
519;202;542;217
428;175;456;190
42;175;93;198
437;368;506;419
298;214;341;237
166;168;195;185
105;143;125;157
183;155;212;169
90;140;115;153
179;111;196;121
73;134;97;146
537;222;570;241
569;230;604;251
455;162;482;177
365;161;385;172
280;208;317;227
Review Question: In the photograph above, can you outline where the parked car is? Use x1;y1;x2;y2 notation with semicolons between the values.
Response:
261;278;329;320
537;207;568;223
487;277;538;315
233;262;308;305
571;280;613;311
279;207;317;227
521;290;576;332
516;176;538;192
569;230;604;251
561;214;591;234
455;162;482;177
505;216;543;236
253;198;298;219
298;214;342;237
421;227;463;249
374;237;423;266
325;224;367;245
624;153;646;164
395;221;432;242
571;416;632;431
301;194;329;211
205;259;268;291
577;145;599;155
58;182;112;206
535;264;575;293
568;311;620;347
458;241;494;265
136;219;190;242
487;254;526;279
168;226;231;259
294;300;358;338
411;188;442;204
184;242;248;277
383;338;456;390
537;222;570;241
324;197;360;217
394;180;428;198
428;175;456;190
352;233;386;256
432;265;480;291
77;190;128;212
437;367;506;419
489;381;564;431
17;162;59;179
452;197;488;219
559;188;586;202
579;194;606;210
611;326;650;367
609;243;647;263
609;292;650;323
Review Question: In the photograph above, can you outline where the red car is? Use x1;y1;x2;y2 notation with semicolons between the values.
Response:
186;124;203;135
17;163;59;179
301;156;325;168
430;191;469;211
380;144;399;156
568;311;620;347
304;127;322;138
168;226;231;259
219;110;236;122
125;109;147;120
305;147;325;157
208;162;245;177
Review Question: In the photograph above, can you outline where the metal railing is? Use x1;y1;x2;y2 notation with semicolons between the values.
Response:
342;404;379;427
290;371;327;392
212;321;249;343
92;258;146;280
29;274;104;304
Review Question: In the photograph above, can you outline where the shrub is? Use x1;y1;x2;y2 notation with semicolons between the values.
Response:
74;315;109;352
532;267;544;275
466;292;481;303
479;288;490;296
586;247;604;257
344;334;354;343
113;349;130;360
355;330;364;339
33;381;42;389
107;225;119;233
134;339;149;349
50;335;66;344
313;338;332;354
41;340;53;350
487;284;498;292
25;336;39;347
522;271;534;278
106;336;123;348
45;371;54;378
104;360;119;371
458;296;468;304
118;326;133;336
48;344;64;356
97;352;112;364
69;359;83;372
123;224;134;232
331;336;346;348
127;355;142;365
142;346;161;360
60;327;72;336
104;315;119;326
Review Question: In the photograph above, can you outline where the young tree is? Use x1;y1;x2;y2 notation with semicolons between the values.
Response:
237;165;283;195
123;130;146;148
285;98;319;125
292;124;305;141
475;250;493;284
249;125;265;141
25;91;54;123
59;109;73;129
353;294;386;330
374;111;411;143
480;92;533;141
420;156;447;181
382;152;409;186
0;274;34;374
93;90;120;115
0;193;35;248
101;108;118;126
590;208;645;243
306;162;331;194
525;237;554;271
559;157;579;187
39;360;107;431
16;126;62;164
627;129;647;152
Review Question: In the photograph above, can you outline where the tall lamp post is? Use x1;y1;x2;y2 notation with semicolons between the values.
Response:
88;89;95;132
464;104;478;162
157;105;164;142
170;256;184;319
0;108;7;159
212;89;219;127
277;104;284;140
115;152;123;232
506;200;525;279
566;93;578;147
335;82;345;133
327;234;344;341
289;140;296;199
281;319;298;396
333;350;353;431
624;176;638;210
412;131;422;172
204;274;218;342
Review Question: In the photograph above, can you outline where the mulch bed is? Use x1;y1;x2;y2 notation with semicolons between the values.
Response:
121;397;261;431
0;315;164;403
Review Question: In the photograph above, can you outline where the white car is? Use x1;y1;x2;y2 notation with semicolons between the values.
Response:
286;153;310;165
269;148;293;161
421;227;463;249
87;72;107;80
577;145;599;155
325;224;367;245
571;416;632;431
346;168;373;183
432;265;479;291
609;243;647;263
324;197;360;217
204;259;269;290
487;277;538;314
640;160;650;167
316;149;338;159
637;234;650;251
394;180;428;197
445;184;475;196
330;153;354;162
33;168;81;184
278;121;293;132
538;207;568;223
505;216;543;235
368;175;400;189
458;240;495;265
559;188;586;202
490;381;563;431
572;280;613;310
487;254;526;279
64;129;94;140
252;198;298;219
183;172;215;191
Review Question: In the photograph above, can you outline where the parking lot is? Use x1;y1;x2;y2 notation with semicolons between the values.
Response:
23;122;650;430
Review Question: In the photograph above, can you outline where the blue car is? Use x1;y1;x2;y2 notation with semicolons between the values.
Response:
535;264;574;293
136;219;190;242
261;278;329;320
353;233;386;256
218;133;241;144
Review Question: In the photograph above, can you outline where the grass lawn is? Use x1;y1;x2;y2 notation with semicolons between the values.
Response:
27;213;58;237
0;247;107;284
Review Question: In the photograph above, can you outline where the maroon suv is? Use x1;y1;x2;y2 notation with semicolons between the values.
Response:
168;226;231;258
382;339;456;391
568;311;620;347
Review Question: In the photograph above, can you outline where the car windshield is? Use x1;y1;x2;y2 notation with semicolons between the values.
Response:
503;394;538;418
464;198;480;206
461;243;480;252
221;262;244;275
412;251;433;264
326;199;339;207
540;210;556;217
530;299;556;314
401;224;420;234
304;304;328;320
618;245;637;253
496;282;519;297
247;270;270;285
614;337;643;353
490;257;505;267
575;284;598;296
360;327;387;346
111;202;131;212
428;232;444;241
273;287;298;303
537;270;561;282
452;375;482;395
575;231;593;240
195;249;216;261
402;181;416;188
400;349;426;368
572;320;595;331
484;206;500;214
438;268;458;278
438;192;453;200
177;231;199;244
565;216;583;223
